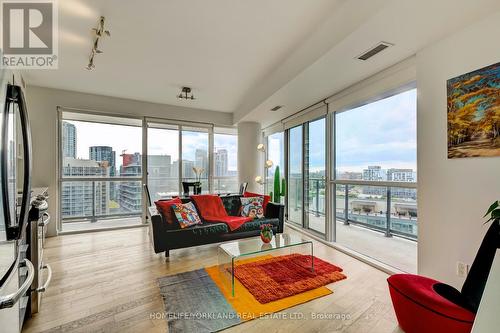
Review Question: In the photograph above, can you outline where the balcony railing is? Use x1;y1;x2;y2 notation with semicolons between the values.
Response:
289;177;418;240
61;179;142;223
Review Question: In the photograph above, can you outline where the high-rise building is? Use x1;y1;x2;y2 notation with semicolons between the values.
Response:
363;166;386;181
214;149;228;176
148;155;172;199
62;121;77;158
89;146;116;176
61;157;110;219
362;166;386;196
387;168;416;182
195;149;208;174
118;152;142;213
387;168;417;199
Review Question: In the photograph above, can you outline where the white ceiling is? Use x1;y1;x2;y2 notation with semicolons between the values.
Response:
236;0;500;127
22;0;345;112
22;0;500;125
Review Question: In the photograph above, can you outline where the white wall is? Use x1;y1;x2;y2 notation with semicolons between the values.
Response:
237;122;262;193
26;86;233;236
417;12;500;288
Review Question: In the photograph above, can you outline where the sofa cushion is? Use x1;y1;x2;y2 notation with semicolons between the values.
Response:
171;202;202;229
240;196;264;218
234;218;280;233
190;195;228;220
221;195;242;216
166;222;229;236
155;197;182;228
244;191;271;213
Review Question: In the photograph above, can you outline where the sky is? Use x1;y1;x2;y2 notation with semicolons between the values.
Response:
68;121;238;171
336;89;417;173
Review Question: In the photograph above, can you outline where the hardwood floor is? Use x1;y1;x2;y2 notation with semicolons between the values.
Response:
23;225;402;333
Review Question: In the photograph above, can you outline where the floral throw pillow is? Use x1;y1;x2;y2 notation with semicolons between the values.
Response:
240;196;264;219
171;202;202;229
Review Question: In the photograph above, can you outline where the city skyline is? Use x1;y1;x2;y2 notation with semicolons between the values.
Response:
64;120;238;173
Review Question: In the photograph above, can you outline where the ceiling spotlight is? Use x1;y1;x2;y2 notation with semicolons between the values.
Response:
177;86;195;100
92;16;111;37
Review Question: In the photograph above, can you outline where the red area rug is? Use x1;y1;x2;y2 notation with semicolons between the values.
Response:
233;253;346;303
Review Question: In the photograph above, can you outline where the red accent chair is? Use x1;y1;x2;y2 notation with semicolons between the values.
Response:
388;219;499;333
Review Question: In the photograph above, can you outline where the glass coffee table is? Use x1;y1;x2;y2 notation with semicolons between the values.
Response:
217;233;314;297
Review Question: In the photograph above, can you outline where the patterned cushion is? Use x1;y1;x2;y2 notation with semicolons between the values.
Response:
171;202;202;229
240;196;264;219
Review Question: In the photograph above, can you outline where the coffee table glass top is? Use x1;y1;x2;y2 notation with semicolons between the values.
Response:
218;233;311;258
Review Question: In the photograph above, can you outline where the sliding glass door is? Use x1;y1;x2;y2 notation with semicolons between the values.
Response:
213;128;238;194
146;122;213;198
287;126;303;225
182;127;210;192
147;123;180;201
305;118;326;234
285;118;326;234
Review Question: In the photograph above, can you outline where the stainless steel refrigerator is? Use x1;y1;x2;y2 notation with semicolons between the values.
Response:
0;68;34;332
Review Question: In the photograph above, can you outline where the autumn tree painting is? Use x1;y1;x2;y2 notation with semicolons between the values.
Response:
447;62;500;158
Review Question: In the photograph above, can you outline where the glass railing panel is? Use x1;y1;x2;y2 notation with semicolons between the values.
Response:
334;182;417;273
390;187;418;238
61;180;142;231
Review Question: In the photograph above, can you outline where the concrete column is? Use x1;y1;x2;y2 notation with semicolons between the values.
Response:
237;121;263;193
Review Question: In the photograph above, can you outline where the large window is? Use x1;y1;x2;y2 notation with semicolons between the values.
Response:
60;112;143;231
279;86;417;272
333;88;417;272
60;112;239;233
213;128;238;194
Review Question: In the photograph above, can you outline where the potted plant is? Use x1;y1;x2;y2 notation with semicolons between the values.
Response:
260;223;273;243
269;166;286;203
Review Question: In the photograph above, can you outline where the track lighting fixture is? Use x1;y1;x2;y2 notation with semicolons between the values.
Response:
177;87;196;100
86;16;111;70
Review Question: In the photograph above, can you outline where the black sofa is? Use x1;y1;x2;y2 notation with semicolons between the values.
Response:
148;195;284;257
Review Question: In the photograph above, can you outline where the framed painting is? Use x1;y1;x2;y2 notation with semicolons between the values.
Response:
447;62;500;158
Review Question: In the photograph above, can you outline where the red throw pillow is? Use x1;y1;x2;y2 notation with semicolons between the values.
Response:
190;195;228;220
155;197;182;225
244;191;271;213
